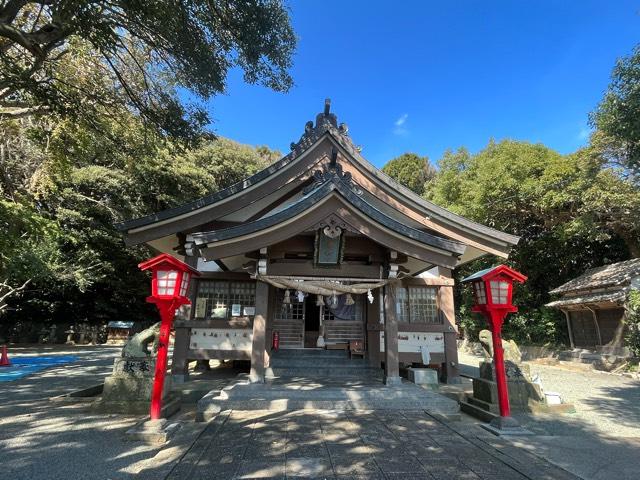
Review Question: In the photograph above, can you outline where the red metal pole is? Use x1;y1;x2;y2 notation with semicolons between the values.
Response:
489;310;510;418
150;301;176;420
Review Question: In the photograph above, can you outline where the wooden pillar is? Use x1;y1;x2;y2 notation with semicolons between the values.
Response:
562;309;575;349
367;289;382;368
587;306;603;346
172;256;199;384
264;285;272;369
250;280;269;383
383;280;401;385
438;267;461;384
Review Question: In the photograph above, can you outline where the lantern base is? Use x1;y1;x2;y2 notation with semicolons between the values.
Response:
384;375;402;386
481;416;533;436
126;418;181;444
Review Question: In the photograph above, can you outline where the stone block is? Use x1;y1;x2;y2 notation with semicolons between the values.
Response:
92;356;180;416
471;376;541;407
407;367;438;385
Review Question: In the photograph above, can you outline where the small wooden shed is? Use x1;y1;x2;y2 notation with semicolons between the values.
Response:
547;258;640;353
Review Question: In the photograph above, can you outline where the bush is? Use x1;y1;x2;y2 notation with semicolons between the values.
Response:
625;290;640;357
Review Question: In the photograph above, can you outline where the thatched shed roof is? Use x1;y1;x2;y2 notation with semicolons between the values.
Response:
549;258;640;295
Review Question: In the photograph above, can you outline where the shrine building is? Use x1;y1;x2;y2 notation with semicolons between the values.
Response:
117;100;519;385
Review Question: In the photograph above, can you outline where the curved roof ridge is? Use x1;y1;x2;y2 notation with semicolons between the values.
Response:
189;175;466;256
117;102;349;232
117;100;519;251
323;127;519;245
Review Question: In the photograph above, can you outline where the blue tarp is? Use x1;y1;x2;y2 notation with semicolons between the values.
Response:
0;355;79;382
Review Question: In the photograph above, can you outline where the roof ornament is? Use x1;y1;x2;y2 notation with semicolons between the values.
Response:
316;98;338;129
329;147;338;168
288;98;357;154
302;148;363;196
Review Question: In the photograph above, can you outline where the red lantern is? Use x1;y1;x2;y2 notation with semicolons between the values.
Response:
139;254;198;306
462;265;527;433
139;254;200;420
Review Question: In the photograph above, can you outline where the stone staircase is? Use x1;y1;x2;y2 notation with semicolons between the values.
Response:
196;348;460;421
267;348;382;378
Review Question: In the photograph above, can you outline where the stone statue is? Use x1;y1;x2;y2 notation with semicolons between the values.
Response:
479;329;522;364
49;324;57;344
122;322;160;358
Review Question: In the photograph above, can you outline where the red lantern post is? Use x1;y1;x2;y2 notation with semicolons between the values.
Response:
138;254;200;420
462;265;527;433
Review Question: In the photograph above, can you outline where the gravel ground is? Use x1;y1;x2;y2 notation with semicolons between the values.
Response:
458;351;640;480
458;351;640;437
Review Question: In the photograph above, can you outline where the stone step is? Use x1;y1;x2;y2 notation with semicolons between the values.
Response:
268;367;382;377
460;400;499;423
218;384;427;402
198;399;458;420
271;348;348;358
196;378;460;421
269;357;370;367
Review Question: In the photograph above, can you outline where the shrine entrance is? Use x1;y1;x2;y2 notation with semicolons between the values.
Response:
272;286;366;350
304;298;320;347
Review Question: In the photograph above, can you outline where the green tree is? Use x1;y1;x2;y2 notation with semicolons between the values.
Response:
590;44;640;178
0;1;296;139
382;152;436;196
429;140;634;344
625;289;640;357
0;101;279;333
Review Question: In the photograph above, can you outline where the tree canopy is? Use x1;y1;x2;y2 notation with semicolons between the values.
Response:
0;1;291;339
590;44;640;179
0;0;296;139
426;139;636;344
0;106;278;338
381;152;435;196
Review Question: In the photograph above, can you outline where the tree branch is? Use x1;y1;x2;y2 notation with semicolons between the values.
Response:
0;278;30;312
0;0;28;25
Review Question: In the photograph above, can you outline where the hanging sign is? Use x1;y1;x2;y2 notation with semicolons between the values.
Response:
194;298;207;318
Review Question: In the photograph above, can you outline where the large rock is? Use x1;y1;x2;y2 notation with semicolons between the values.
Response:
478;329;522;363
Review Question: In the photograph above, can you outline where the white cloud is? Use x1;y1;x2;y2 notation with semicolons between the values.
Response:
393;113;409;135
395;113;408;127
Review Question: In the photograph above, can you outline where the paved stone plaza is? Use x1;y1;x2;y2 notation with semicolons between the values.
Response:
1;346;638;479
166;409;579;480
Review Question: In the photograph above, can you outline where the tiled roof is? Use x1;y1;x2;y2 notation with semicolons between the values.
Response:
549;258;640;295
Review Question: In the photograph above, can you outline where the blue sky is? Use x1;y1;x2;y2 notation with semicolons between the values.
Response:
200;1;640;168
